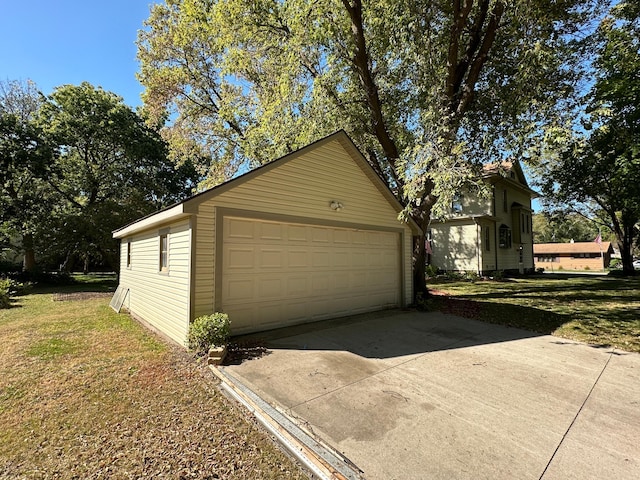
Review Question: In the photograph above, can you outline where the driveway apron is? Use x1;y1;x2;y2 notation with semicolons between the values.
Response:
222;310;640;480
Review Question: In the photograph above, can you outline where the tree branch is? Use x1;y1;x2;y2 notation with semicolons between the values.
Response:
455;1;505;118
341;0;399;164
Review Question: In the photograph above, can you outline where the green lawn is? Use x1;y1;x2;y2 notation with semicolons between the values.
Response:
429;273;640;353
0;279;306;479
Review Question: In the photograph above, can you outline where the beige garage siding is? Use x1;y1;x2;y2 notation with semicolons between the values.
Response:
220;216;402;334
118;219;191;345
192;203;215;319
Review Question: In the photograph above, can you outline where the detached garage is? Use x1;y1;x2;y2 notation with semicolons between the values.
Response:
113;131;418;346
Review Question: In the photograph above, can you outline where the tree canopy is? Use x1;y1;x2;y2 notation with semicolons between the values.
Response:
138;0;600;293
1;81;200;273
0;80;52;271
538;1;640;274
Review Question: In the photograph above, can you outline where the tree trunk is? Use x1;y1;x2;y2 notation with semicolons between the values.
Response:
411;198;436;302
22;233;36;272
611;211;636;275
413;233;428;301
620;224;635;275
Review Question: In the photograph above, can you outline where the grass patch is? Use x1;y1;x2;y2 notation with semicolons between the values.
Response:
429;273;640;352
0;282;307;479
25;337;81;360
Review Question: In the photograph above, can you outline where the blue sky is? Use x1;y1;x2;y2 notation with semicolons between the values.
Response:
0;0;152;107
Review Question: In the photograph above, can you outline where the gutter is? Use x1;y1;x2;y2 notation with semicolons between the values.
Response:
209;366;364;480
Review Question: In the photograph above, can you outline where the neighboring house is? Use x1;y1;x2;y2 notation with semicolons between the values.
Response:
428;160;538;275
112;131;419;346
534;242;614;271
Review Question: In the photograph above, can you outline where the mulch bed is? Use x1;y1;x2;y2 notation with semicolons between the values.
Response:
52;292;114;302
429;289;482;319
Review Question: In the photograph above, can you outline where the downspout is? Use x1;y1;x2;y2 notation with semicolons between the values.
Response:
472;217;481;275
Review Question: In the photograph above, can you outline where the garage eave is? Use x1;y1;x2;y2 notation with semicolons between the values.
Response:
112;204;191;239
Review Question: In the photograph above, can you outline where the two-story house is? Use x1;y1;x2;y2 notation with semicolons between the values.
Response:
428;160;538;275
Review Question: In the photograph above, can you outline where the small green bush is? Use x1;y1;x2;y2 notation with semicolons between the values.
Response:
425;264;439;278
491;270;505;281
0;278;20;308
609;258;622;269
188;313;231;353
536;267;545;274
444;271;464;280
463;270;479;282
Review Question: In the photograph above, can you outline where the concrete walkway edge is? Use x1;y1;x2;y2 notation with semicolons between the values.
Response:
209;365;364;480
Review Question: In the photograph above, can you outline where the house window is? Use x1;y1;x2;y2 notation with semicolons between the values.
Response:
503;190;508;212
452;194;463;214
126;242;131;268
521;213;525;233
159;233;168;272
484;226;490;251
499;225;511;248
526;215;530;234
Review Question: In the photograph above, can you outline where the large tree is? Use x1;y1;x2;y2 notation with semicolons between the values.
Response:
539;1;640;274
35;82;199;271
138;0;599;295
0;80;54;271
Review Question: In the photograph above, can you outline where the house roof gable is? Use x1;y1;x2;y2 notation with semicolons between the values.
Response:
533;242;614;255
484;159;539;198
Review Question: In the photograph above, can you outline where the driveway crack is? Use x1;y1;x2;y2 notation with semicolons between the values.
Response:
538;348;616;480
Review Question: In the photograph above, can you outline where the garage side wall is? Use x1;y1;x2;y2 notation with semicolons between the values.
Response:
192;139;413;319
118;219;192;345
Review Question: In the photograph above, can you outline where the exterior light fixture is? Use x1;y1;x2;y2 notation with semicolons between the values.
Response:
330;201;343;211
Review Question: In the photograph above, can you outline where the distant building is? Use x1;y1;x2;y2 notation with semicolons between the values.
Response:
429;160;538;275
533;242;614;271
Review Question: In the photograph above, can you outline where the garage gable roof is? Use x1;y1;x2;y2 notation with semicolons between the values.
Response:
114;131;419;238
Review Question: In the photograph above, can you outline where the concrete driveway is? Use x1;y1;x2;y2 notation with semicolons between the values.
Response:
222;310;640;479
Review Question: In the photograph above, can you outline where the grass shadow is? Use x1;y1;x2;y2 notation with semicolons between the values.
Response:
429;295;569;335
30;273;117;295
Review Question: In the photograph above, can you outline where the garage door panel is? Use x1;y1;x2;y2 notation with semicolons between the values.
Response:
227;218;255;239
312;250;330;267
351;251;367;267
259;222;283;240
352;231;367;244
260;249;284;268
311;227;330;243
333;273;350;290
258;277;283;298
287;276;309;296
226;247;254;269
224;278;255;302
334;230;350;243
332;250;350;267
222;217;401;334
312;274;331;292
287;225;308;242
287;250;309;267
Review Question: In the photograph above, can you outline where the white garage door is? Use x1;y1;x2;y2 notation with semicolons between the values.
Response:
221;216;401;334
